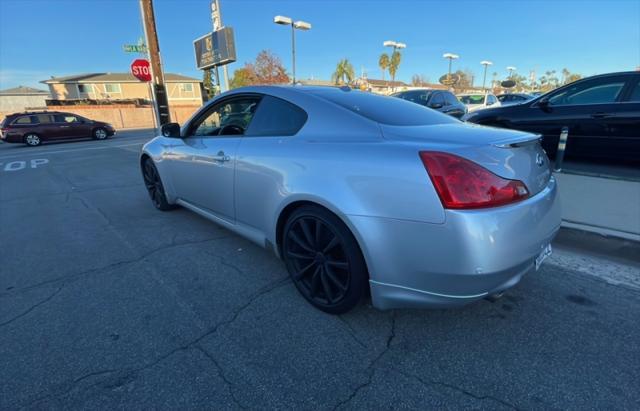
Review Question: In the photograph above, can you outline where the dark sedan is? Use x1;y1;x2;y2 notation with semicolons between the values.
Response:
463;72;640;163
0;111;116;146
391;89;467;119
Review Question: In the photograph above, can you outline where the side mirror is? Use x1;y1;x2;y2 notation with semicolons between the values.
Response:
161;122;181;138
430;102;444;109
538;99;551;112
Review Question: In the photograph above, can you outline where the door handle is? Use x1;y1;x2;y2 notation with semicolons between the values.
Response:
213;151;231;162
60;125;70;128
591;112;611;118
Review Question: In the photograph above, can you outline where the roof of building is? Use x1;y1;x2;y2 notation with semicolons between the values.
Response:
0;86;50;95
41;73;201;84
364;78;410;87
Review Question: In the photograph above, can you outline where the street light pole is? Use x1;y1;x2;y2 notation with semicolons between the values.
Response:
507;66;517;79
480;60;493;91
383;40;406;92
274;16;311;85
442;53;459;90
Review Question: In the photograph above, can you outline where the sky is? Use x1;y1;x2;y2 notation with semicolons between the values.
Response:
1;0;639;90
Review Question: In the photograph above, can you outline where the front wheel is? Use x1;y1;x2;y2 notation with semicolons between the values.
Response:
141;158;175;211
282;206;368;314
93;127;108;140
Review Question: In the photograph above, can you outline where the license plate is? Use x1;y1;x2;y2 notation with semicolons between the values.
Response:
535;244;552;270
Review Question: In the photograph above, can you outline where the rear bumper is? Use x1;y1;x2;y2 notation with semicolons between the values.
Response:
349;176;561;310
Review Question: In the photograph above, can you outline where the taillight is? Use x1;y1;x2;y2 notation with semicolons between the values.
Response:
419;151;529;209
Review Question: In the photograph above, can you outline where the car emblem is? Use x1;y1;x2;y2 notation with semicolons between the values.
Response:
536;153;544;166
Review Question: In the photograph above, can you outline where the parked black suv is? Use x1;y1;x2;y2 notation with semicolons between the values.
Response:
391;89;467;119
464;72;640;162
0;111;116;146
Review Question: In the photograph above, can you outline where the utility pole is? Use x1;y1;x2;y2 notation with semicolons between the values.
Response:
211;0;230;92
139;0;171;126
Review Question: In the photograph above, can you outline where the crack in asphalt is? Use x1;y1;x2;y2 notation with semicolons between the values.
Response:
332;310;397;410
23;277;290;409
0;287;63;328
0;236;230;298
337;315;367;349
194;345;247;410
391;368;520;410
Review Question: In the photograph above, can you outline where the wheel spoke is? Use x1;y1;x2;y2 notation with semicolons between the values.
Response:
326;259;349;270
298;219;316;250
287;250;314;260
294;260;316;280
288;230;315;253
322;235;340;254
309;266;321;298
153;188;162;205
319;267;334;304
324;264;348;292
315;219;323;248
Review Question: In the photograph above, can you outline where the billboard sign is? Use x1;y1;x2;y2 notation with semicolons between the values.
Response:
194;27;237;70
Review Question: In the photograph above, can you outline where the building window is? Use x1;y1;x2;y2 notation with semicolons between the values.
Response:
105;83;121;93
181;83;194;92
77;84;91;94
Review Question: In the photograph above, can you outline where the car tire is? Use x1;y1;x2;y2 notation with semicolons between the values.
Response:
141;158;175;211
93;127;108;140
282;205;368;314
24;133;42;147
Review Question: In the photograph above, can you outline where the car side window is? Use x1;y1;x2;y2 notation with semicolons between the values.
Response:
191;97;261;137
14;116;35;124
36;114;53;123
430;93;444;107
487;95;497;105
548;79;626;106
444;92;459;106
54;114;80;123
245;95;308;137
628;80;640;102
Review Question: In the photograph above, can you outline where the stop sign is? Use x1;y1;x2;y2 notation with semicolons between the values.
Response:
131;59;152;82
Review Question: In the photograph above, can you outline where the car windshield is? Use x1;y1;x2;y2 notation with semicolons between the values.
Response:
311;89;456;126
458;95;485;104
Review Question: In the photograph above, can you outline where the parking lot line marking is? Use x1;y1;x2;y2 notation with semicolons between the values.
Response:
0;142;146;160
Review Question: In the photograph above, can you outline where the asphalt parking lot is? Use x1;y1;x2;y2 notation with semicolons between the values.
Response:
1;130;639;409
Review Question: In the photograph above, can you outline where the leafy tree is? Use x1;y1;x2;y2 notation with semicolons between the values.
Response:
229;50;289;88
230;67;256;89
378;54;390;81
388;51;402;85
565;73;582;84
332;59;355;85
202;68;215;100
411;74;430;86
452;69;475;91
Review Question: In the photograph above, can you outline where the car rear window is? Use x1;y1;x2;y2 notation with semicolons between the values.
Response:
311;89;456;126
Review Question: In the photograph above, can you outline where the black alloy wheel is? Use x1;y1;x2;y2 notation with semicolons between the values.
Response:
283;206;368;314
142;159;174;211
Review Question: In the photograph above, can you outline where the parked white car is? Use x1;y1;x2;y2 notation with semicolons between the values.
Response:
457;93;501;112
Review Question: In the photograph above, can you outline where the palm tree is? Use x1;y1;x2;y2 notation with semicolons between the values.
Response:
332;59;355;85
378;53;390;82
388;50;402;90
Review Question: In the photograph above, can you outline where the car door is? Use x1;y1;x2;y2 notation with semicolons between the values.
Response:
234;95;309;233
52;113;86;139
516;75;630;158
166;95;261;221
598;75;640;162
34;114;59;139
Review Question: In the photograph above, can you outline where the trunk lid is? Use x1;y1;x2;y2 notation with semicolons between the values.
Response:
380;123;552;197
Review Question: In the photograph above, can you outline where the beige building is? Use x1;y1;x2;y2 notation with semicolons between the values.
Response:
41;72;203;105
0;86;50;112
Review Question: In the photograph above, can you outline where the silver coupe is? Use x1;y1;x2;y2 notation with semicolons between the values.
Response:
140;86;561;314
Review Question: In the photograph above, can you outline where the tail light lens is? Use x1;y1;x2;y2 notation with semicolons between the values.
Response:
419;151;529;209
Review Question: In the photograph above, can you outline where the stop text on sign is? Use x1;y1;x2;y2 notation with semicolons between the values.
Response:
131;59;152;82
